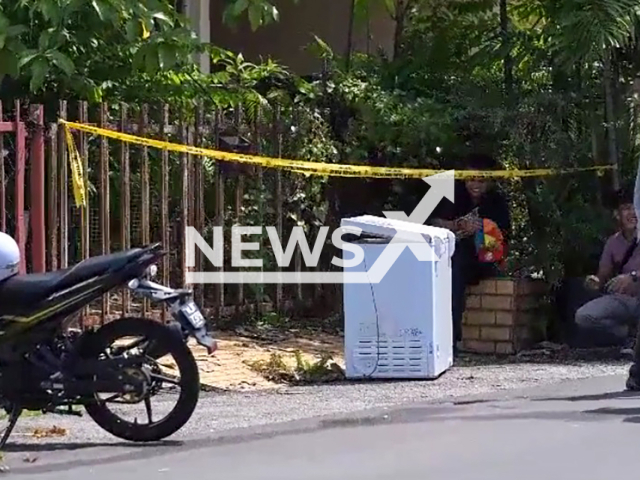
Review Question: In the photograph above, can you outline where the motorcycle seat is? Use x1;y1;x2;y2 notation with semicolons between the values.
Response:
0;248;145;310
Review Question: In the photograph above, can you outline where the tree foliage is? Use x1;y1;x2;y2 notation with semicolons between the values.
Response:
301;0;640;282
222;0;300;31
4;0;640;289
0;0;199;99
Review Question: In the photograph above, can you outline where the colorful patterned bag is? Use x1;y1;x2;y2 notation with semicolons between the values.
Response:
474;218;506;264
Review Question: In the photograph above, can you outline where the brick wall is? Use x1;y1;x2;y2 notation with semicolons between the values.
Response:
461;278;548;354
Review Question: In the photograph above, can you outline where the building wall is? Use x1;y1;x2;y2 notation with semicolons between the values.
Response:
208;0;395;75
185;0;211;72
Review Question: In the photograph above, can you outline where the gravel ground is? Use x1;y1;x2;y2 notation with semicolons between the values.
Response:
7;358;630;445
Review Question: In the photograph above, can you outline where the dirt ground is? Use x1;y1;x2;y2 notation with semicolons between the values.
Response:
156;333;630;391
159;331;346;391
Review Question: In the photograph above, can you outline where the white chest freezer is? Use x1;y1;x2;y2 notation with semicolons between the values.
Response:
341;215;455;379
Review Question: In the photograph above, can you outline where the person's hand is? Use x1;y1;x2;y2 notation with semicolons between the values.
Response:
605;274;635;294
454;212;482;235
585;275;600;290
453;218;471;236
458;217;482;236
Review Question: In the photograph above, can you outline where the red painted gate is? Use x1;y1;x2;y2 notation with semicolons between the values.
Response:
0;101;46;275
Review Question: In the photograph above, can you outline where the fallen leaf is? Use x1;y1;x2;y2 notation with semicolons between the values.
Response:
31;425;68;438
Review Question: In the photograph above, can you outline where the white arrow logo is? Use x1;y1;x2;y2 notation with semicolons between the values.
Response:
385;170;455;224
382;170;454;260
352;170;455;283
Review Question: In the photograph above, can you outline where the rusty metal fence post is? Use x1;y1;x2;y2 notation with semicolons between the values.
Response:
29;105;46;273
14;102;26;274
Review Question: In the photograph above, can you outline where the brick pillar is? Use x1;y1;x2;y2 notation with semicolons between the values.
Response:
462;278;548;354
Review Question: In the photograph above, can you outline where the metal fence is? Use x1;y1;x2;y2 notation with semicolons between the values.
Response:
0;99;341;329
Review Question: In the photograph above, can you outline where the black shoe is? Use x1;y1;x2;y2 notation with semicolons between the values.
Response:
625;375;640;391
626;364;640;391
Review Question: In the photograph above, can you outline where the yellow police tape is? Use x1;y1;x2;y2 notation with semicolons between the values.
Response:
59;119;616;207
62;122;87;208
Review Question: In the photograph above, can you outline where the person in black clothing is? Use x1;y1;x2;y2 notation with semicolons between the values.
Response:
428;154;511;356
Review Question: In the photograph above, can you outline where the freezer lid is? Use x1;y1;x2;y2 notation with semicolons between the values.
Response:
340;215;456;258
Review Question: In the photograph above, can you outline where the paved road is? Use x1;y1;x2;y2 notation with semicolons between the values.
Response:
7;372;640;479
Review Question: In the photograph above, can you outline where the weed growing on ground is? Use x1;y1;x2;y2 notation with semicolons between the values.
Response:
245;350;345;384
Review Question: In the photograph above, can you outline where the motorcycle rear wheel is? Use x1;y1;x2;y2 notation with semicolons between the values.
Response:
81;317;200;442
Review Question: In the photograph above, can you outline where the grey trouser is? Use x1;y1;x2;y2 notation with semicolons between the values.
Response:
575;294;640;342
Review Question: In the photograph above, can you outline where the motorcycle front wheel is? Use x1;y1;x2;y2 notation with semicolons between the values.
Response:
80;317;200;442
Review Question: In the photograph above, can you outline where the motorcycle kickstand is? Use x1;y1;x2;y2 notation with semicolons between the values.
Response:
0;405;22;450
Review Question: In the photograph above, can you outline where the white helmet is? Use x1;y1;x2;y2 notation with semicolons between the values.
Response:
0;232;20;282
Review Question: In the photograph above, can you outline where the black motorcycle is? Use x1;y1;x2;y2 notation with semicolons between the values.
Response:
0;242;216;448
